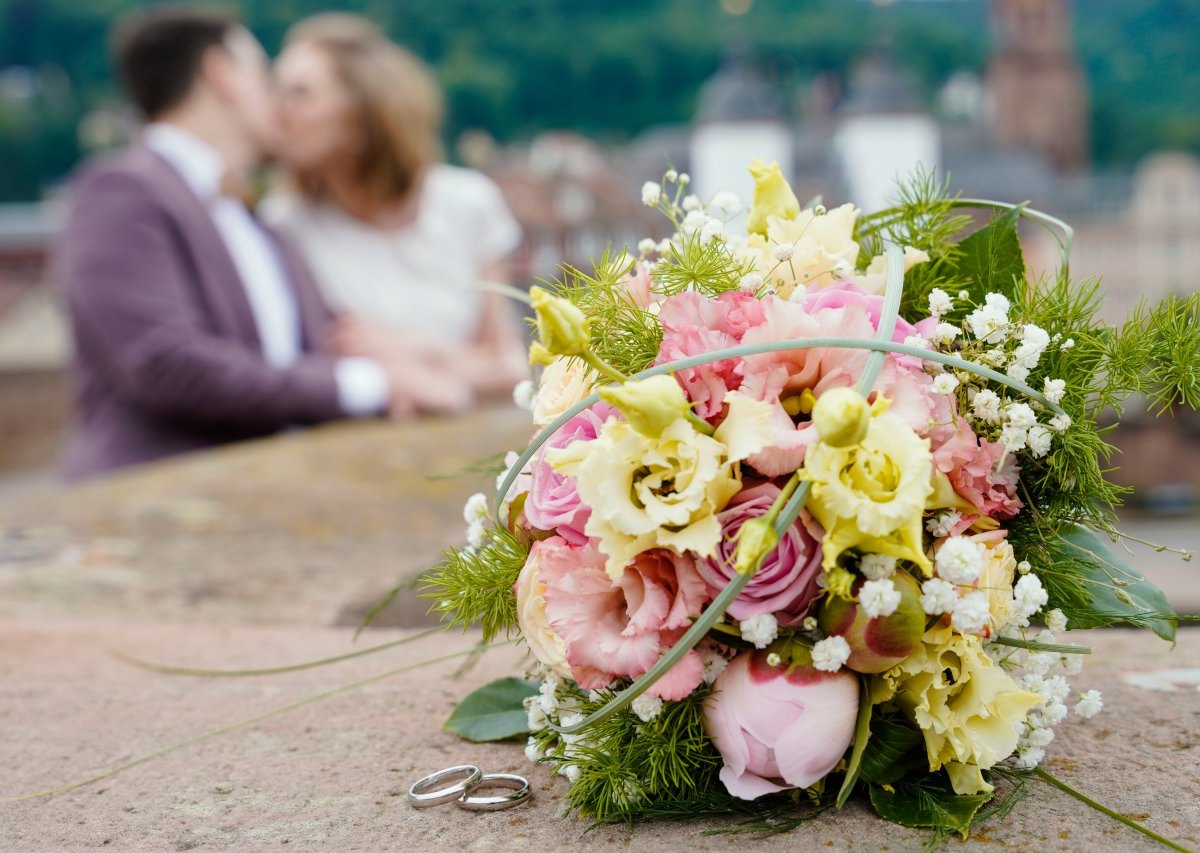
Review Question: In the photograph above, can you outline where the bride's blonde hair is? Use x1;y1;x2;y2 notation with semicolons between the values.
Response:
286;13;443;206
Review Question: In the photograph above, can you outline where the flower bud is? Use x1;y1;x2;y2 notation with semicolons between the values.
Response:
529;286;591;359
811;387;870;448
732;516;779;575
598;374;693;437
746;159;801;237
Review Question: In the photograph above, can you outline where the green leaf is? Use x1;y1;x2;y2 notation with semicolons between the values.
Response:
948;206;1026;304
1056;524;1177;641
858;717;924;786
836;678;871;807
868;780;991;839
443;677;539;742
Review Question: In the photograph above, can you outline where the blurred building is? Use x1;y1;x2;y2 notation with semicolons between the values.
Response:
629;0;1089;215
465;131;660;283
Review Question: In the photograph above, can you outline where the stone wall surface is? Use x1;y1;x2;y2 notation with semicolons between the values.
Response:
0;408;1197;851
1;621;1197;852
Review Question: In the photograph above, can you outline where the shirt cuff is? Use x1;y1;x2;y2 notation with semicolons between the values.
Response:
335;357;389;416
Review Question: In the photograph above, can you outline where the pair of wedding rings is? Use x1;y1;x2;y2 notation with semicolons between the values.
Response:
407;765;531;812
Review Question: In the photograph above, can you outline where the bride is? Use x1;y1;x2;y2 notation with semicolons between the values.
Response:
266;14;528;413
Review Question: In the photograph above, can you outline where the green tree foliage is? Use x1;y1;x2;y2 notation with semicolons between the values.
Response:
0;0;1197;200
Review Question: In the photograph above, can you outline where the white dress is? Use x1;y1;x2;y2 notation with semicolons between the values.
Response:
266;164;522;343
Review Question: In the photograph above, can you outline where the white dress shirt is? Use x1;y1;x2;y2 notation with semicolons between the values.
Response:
143;123;388;415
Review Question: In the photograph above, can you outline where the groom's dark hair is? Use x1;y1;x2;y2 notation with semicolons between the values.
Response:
113;6;240;119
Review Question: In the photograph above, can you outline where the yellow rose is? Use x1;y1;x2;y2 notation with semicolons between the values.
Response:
532;356;597;429
873;624;1042;795
549;392;772;578
746;158;800;236
513;541;572;679
803;410;934;575
972;532;1017;636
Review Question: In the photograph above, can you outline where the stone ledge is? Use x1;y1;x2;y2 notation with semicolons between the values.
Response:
2;619;1197;851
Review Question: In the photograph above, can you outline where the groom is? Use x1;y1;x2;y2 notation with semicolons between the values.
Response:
57;7;438;478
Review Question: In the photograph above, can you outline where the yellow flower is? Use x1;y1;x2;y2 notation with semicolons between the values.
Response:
810;386;871;448
803;410;935;575
746;159;800;236
549;392;772;578
530;286;591;359
972;532;1017;635
873;624;1041;795
599;375;694;437
532;356;597;429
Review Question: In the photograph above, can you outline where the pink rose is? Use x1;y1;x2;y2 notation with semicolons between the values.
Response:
540;538;710;700
524;403;615;544
705;650;859;799
695;482;824;625
656;291;766;419
931;418;1023;520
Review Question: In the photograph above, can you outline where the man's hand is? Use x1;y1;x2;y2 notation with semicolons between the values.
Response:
384;361;474;419
331;316;474;418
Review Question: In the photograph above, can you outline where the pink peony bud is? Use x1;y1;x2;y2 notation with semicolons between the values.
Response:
704;649;858;799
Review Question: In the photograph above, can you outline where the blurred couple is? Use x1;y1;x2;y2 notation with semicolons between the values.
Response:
57;8;528;478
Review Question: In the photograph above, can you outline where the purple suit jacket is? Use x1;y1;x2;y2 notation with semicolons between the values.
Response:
56;145;347;479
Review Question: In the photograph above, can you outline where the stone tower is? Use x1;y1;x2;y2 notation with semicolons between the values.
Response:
987;0;1088;171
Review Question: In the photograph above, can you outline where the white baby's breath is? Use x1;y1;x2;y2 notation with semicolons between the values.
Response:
859;578;901;618
928;288;953;318
951;591;991;634
935;536;984;585
920;578;959;615
739;613;779;649
859;553;897;581
1042;378;1066;405
1074;689;1103;718
972;389;1002;423
641;181;661;207
812;636;851;672
631;694;664;722
512;379;536;411
932;373;960;395
1013;573;1049;619
1027;424;1053;458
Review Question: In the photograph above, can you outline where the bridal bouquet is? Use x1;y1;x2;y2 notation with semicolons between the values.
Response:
423;163;1194;839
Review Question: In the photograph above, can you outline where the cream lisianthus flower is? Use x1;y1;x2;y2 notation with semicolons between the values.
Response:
803;409;935;575
532;356;598;429
739;162;931;295
549;393;773;578
851;245;931;296
872;624;1042;795
743;203;863;294
513;538;573;679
